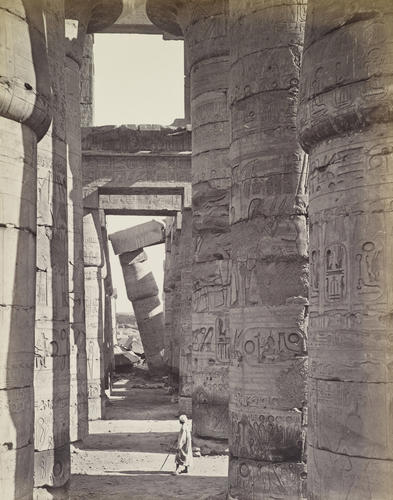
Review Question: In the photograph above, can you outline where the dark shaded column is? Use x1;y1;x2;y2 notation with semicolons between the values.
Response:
163;217;175;380
83;210;105;420
34;0;71;497
298;1;393;498
147;0;231;441
178;209;193;415
227;1;308;498
80;34;94;128
0;1;51;498
65;0;122;442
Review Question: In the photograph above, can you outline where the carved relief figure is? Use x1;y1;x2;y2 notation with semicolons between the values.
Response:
325;244;346;301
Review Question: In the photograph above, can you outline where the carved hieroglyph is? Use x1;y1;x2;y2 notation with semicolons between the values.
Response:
0;1;51;497
228;1;308;498
298;1;393;498
147;0;231;439
34;0;71;495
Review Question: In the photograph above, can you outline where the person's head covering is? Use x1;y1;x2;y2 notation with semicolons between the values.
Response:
179;414;188;424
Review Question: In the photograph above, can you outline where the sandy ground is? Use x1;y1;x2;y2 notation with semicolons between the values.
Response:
69;373;228;500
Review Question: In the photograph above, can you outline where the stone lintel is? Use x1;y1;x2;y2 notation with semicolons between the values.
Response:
110;220;165;255
100;193;183;214
82;125;191;154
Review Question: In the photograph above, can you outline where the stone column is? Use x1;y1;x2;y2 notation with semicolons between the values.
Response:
100;212;115;390
110;221;167;375
170;218;181;387
65;0;122;442
0;2;51;498
227;2;308;498
163;217;175;378
119;249;166;375
83;211;105;420
34;0;71;497
147;0;231;441
80;34;94;127
178;209;193;415
298;1;393;498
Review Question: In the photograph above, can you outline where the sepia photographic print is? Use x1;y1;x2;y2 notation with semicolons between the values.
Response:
0;0;392;499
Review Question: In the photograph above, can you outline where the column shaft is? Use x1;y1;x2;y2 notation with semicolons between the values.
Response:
187;0;231;440
228;1;308;498
34;0;71;496
80;34;95;127
120;250;166;375
298;1;393;498
0;1;51;498
83;210;105;420
178;209;193;415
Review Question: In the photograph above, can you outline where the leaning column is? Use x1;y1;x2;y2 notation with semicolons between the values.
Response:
298;1;393;498
65;0;122;442
110;221;167;375
228;1;308;498
0;1;51;498
147;0;231;440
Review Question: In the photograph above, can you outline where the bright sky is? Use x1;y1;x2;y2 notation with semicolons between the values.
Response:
94;34;184;313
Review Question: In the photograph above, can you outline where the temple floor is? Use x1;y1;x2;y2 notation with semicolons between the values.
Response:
69;374;228;499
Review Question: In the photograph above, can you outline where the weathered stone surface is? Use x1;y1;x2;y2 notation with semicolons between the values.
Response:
80;34;94;128
84;211;106;420
148;0;231;440
99;193;183;214
228;0;308;496
228;457;306;500
110;219;165;255
112;238;166;375
34;16;70;480
178;209;193;415
298;1;393;498
0;1;51;497
65;0;123;442
82;125;192;212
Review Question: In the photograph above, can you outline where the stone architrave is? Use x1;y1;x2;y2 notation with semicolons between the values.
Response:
83;210;106;420
110;221;167;375
147;0;231;441
34;1;71;497
65;0;122;443
0;2;51;498
227;1;309;498
298;1;393;498
178;209;193;415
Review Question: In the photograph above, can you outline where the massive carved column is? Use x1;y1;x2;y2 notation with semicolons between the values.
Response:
298;1;393;498
83;211;105;420
228;2;308;498
178;209;193;415
110;221;167;375
34;1;71;497
0;2;51;498
65;0;122;442
147;0;231;440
